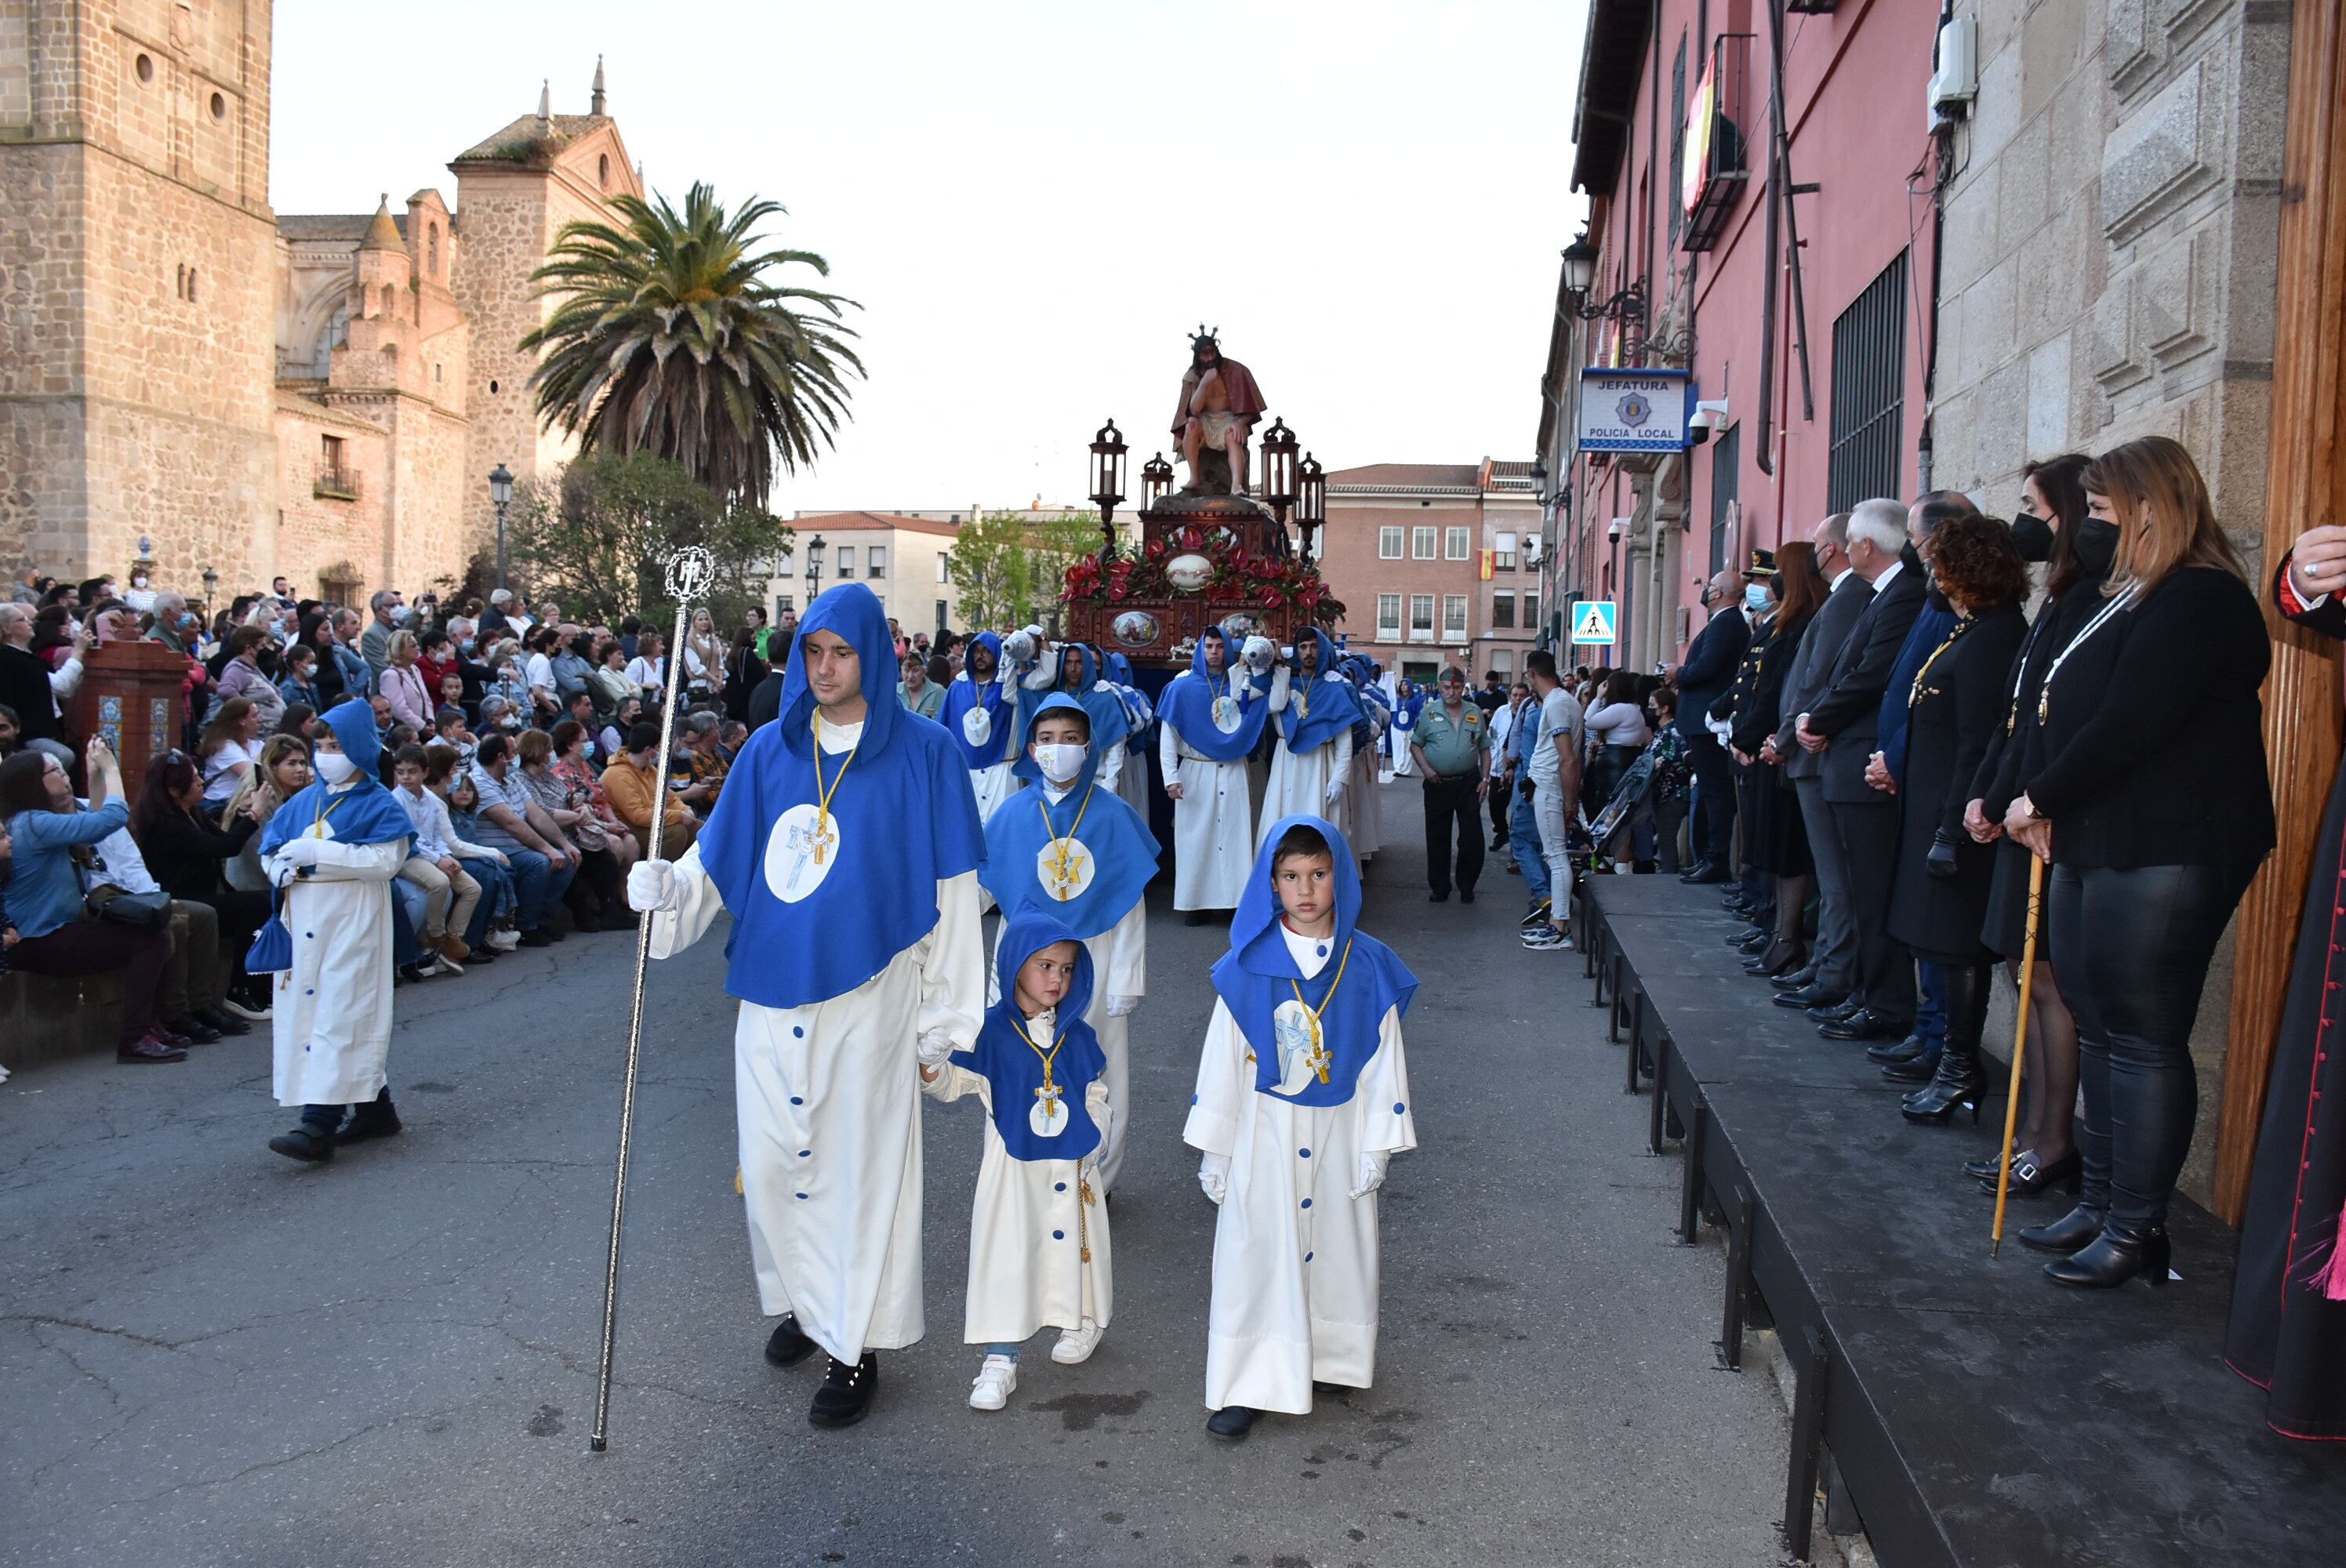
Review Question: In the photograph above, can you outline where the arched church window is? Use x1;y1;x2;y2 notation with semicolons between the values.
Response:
598;154;611;191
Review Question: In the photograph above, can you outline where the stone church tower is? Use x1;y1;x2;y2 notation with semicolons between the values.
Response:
0;0;280;593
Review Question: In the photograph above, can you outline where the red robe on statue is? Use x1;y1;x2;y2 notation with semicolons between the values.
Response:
1171;359;1269;443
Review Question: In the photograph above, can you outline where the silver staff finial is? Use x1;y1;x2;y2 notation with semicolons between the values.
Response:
666;546;715;604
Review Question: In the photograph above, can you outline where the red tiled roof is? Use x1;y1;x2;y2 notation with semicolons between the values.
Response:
1326;463;1483;492
787;510;961;538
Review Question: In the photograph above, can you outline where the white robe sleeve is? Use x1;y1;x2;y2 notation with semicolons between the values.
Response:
1101;739;1127;783
285;837;408;883
1182;999;1251;1157
921;1058;990;1106
1084;1076;1113;1154
917;869;986;1051
1356;1004;1417;1156
1019;662;1055;691
1103;896;1146;1000
647;840;725;959
1333;724;1354;774
1266;666;1291;713
1158;716;1181;779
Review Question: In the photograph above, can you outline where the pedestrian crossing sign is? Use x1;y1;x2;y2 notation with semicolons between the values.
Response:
1570;601;1618;645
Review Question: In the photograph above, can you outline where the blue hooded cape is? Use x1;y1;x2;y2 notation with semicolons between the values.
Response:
939;630;1016;770
951;909;1107;1162
1345;658;1388;750
1211;814;1417;1108
1279;627;1364;757
1159;624;1273;762
1104;653;1153;741
979;694;1159;939
695;583;987;1010
256;698;414;858
1012;642;1131;782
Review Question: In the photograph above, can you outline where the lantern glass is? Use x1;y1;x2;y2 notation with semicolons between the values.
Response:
1140;453;1174;511
1088;419;1128;508
488;462;514;507
805;535;826;588
1261;418;1298;506
1297;452;1326;527
1562;234;1598;296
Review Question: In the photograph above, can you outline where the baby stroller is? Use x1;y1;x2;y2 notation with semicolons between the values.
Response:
1578;745;1658;873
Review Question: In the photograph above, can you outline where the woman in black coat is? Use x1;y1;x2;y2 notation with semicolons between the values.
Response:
1734;543;1828;976
1960;456;2108;1194
1884;517;2032;1123
2004;436;2275;1290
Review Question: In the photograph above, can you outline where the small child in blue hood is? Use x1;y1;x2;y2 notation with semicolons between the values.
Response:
924;909;1114;1411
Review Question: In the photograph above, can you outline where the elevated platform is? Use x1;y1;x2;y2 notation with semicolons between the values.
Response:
1574;874;2346;1566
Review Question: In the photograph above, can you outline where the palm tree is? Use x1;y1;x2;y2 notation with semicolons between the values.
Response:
521;183;862;510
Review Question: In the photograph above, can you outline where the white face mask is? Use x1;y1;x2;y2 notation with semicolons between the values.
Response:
1032;742;1088;785
315;752;358;785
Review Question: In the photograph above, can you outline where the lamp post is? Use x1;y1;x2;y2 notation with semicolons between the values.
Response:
1259;417;1298;521
804;532;826;606
1560;230;1650;361
488;463;514;593
1139;452;1175;513
1295;452;1326;564
1088;418;1128;567
201;566;218;619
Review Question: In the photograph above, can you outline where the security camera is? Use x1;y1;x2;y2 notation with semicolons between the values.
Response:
1687;399;1730;448
1607;517;1626;541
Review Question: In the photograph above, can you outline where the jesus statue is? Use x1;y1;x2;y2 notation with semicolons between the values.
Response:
1171;330;1269;496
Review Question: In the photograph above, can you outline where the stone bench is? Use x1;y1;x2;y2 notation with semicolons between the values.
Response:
1;967;128;1073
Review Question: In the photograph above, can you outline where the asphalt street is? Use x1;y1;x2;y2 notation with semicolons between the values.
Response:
3;779;1789;1567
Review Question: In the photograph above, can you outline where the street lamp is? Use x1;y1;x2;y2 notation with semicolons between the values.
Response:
201;566;218;615
1139;452;1175;513
804;532;826;604
488;463;514;592
1088;418;1128;565
1560;229;1649;358
1295;452;1326;562
1259;417;1298;521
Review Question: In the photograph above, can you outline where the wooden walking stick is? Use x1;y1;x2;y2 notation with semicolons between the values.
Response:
1990;852;2046;1258
590;545;713;1452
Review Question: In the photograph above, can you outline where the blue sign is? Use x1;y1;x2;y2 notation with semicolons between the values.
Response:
1569;601;1618;645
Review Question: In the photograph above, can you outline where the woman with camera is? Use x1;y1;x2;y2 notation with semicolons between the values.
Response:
2004;436;2274;1288
1883;515;2031;1124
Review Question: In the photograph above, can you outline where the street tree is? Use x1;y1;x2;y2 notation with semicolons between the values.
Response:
522;182;862;512
945;511;1103;633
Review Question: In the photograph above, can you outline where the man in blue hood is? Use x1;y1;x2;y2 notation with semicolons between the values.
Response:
627;583;988;1430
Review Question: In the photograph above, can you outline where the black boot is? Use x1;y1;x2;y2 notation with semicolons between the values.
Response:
1207;1405;1260;1441
2043;1218;2172;1289
764;1315;817;1367
808;1352;879;1428
1901;964;1989;1124
336;1087;402;1145
269;1105;343;1163
2018;1203;2107;1254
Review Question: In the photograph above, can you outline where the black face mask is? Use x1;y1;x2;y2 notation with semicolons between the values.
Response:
2074;517;2121;575
2011;513;2055;563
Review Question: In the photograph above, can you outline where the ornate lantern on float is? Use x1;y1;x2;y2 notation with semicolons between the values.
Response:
1259;416;1298;521
1295;452;1327;563
1088;418;1128;564
1139;452;1175;513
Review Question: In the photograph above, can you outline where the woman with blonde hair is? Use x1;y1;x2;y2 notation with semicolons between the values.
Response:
223;734;314;894
2003;435;2273;1289
379;630;434;732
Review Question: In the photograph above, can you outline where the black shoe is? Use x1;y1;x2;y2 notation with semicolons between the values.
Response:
1428;891;1450;902
336;1094;403;1145
1206;1405;1259;1441
1820;1007;1905;1042
1682;864;1731;884
808;1352;879;1428
1879;1048;1941;1085
2019;1203;2108;1254
1770;964;1821;993
1899;1047;1984;1121
764;1315;818;1367
1735;931;1772;956
547;925;568;942
1520;902;1552;931
118;1034;188;1064
2044;1221;2171;1289
1979;1149;2081;1198
518;929;554;948
465;947;496;964
1961;1152;2006;1180
1867;1033;1932;1065
1808;998;1865;1024
194;1006;252;1036
1774;985;1845;1011
166;1014;223;1044
268;1124;336;1163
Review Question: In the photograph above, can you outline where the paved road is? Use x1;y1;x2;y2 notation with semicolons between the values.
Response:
3;782;1787;1567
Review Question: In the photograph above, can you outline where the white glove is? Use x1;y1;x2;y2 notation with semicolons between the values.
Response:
1242;635;1276;673
1002;629;1039;663
1349;1149;1392;1200
626;859;681;913
1106;994;1140;1018
916;1029;957;1069
1198;1152;1231;1205
275;837;321;869
1324;778;1347;804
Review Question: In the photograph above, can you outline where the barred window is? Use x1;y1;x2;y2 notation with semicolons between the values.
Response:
1827;249;1908;511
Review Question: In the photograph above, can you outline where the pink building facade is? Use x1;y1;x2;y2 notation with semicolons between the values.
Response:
1538;0;1949;673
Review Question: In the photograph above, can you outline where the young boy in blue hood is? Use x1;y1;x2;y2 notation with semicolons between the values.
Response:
1186;815;1418;1441
922;909;1115;1410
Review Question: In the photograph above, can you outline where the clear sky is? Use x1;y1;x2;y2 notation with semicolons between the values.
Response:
271;1;1589;517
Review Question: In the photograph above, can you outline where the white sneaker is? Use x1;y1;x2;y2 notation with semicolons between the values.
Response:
1051;1319;1104;1365
968;1354;1018;1410
1522;927;1571;951
486;930;521;953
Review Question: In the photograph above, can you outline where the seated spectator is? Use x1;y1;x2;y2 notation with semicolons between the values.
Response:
416;628;456;695
435;667;470;724
97;754;252;1040
669;710;729;817
379;630;434;733
431;705;478;768
478;693;524;737
626;631;667;702
590;640;635;720
552;632;596;714
214;626;286;733
0;701;18;760
558;689;601;758
198;697;263;806
466;731;579;948
515;729;627;931
432;753;516;958
598;695;643;764
0;600;89;768
222;735;312;897
387;743;482;967
277;702;319;742
0;740;178;1062
601;720;698;856
276;643;323;712
482;644;532;719
550;718;637;873
719;719;747;761
130;746;274;1015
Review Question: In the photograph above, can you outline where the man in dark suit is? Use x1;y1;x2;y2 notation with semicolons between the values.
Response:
1769;514;1872;1013
1672;569;1751;882
1794;499;1927;1041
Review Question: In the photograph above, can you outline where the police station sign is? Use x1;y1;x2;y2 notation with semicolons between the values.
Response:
1576;368;1695;453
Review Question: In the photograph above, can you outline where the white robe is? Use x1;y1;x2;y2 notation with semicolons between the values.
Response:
982;867;1147;1195
969;760;1021;914
648;800;986;1367
924;1032;1113;1344
1349;712;1385;860
1185;925;1415;1414
265;796;406;1108
1160;717;1257;912
1258;676;1354;851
